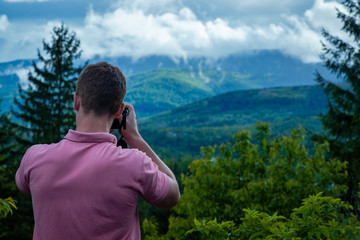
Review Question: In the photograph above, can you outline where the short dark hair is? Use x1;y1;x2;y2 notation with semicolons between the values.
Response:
76;62;126;116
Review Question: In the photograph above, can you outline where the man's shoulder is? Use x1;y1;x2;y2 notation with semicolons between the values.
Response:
19;143;55;174
119;148;149;162
24;144;45;156
28;142;58;152
110;148;152;173
28;143;50;150
24;141;62;159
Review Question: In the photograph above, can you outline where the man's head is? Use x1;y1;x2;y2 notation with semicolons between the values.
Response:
76;62;126;117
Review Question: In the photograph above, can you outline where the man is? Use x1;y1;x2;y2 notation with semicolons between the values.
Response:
15;62;180;239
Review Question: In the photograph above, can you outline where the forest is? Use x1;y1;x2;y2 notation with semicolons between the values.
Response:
1;0;360;239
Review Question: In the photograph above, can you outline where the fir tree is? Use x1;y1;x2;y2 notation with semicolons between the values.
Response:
0;103;33;239
14;23;86;144
315;0;360;214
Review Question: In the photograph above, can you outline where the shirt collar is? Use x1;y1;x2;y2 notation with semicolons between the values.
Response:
64;129;117;145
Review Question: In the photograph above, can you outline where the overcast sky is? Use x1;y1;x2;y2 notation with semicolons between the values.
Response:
0;0;345;63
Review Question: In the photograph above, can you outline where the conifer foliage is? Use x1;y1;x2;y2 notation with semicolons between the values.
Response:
0;105;34;240
315;0;360;212
14;24;85;144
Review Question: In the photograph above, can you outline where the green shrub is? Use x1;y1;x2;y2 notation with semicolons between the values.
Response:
144;123;353;239
0;197;17;219
186;193;360;239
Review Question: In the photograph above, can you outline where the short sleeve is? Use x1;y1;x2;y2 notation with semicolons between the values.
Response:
15;147;32;194
139;153;170;205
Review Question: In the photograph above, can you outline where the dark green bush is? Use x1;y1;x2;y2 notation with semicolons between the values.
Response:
143;123;357;239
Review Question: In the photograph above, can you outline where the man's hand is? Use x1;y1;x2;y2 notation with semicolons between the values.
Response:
117;104;142;147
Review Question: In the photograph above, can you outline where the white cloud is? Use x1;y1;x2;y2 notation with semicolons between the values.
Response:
0;0;347;64
77;6;250;60
4;0;50;2
305;0;345;33
0;20;61;62
0;15;10;31
207;0;307;12
0;66;30;88
14;68;30;87
276;15;323;63
114;0;179;14
77;1;337;63
0;60;47;88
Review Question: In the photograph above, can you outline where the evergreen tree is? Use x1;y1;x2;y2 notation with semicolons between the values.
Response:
2;25;86;238
14;23;86;144
315;0;360;214
0;105;33;239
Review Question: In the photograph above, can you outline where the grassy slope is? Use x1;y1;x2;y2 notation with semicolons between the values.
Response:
125;69;213;117
124;69;255;117
141;85;327;127
139;85;328;158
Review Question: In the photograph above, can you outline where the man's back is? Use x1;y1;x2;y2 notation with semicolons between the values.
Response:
16;130;169;240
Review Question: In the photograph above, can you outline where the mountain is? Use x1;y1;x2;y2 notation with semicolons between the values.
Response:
140;85;327;128
100;50;334;87
125;69;255;117
0;59;33;72
0;50;332;115
0;67;256;116
138;85;328;158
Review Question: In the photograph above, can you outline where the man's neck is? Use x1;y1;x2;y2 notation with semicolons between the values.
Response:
75;110;113;133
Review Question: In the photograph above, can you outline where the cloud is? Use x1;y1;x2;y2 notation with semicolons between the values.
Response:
4;0;50;2
0;15;9;31
77;6;258;60
114;0;180;14
76;0;343;63
77;6;210;60
14;68;30;87
0;0;346;64
0;19;61;62
305;0;345;31
0;65;29;88
0;60;47;89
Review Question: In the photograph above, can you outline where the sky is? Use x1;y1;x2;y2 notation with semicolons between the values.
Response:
0;0;346;64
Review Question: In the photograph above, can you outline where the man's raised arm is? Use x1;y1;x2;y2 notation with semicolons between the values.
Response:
119;104;180;210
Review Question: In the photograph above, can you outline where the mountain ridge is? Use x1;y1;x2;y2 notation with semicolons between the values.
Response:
140;84;327;128
138;85;328;157
125;68;257;117
0;50;332;117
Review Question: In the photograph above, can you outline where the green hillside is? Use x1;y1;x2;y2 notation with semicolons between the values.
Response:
125;69;213;117
124;69;255;117
1;68;255;116
199;69;259;94
139;85;328;158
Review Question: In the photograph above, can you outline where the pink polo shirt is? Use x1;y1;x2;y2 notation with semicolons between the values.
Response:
15;130;170;240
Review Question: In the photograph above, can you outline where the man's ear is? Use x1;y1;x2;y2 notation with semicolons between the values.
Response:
74;93;80;111
114;103;125;119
